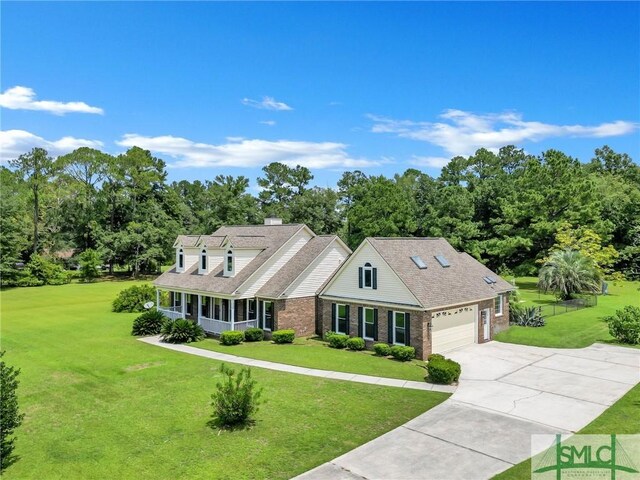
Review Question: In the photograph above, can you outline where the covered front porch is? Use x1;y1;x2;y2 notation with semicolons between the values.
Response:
156;290;274;335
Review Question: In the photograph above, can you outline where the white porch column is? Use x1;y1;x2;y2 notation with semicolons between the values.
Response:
197;295;201;326
181;292;186;319
156;289;160;310
230;299;235;330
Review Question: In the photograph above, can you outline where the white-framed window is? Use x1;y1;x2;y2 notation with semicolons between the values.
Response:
200;249;207;272
225;249;234;276
495;294;503;316
363;307;375;340
393;311;406;345
363;263;373;289
172;291;182;308
335;304;348;334
246;298;257;321
261;300;274;331
177;248;184;270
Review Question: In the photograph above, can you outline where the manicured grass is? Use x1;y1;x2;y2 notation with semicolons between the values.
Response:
493;382;640;479
194;336;428;382
495;277;640;349
1;282;448;479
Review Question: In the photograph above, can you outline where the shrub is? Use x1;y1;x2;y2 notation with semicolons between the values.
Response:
272;329;295;344
131;309;167;336
244;327;264;342
210;364;262;428
160;319;205;344
510;305;545;327
0;351;24;473
78;248;102;282
605;305;640;344
373;343;391;356
346;337;365;351
390;345;416;362
427;353;445;362
220;330;244;346
17;254;70;287
426;357;461;385
327;333;349;349
112;284;155;313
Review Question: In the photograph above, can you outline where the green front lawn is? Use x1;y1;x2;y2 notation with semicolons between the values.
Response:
1;282;448;479
493;382;640;479
495;277;640;348
194;336;428;382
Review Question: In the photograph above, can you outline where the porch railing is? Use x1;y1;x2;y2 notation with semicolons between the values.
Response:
158;306;183;321
198;317;258;335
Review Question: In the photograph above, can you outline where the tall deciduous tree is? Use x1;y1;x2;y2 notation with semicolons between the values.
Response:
9;148;56;254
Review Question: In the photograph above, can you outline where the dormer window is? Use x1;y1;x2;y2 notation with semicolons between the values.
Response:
200;249;207;272
359;262;377;289
177;248;184;270
224;249;234;277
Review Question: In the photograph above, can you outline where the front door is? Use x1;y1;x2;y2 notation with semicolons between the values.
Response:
482;309;490;341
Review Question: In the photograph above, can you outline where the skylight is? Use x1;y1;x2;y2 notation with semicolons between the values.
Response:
483;276;497;284
410;255;428;269
434;255;450;268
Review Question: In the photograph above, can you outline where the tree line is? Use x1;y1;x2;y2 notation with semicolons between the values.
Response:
1;144;639;286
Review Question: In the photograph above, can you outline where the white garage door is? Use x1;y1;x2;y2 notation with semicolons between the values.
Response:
431;305;477;353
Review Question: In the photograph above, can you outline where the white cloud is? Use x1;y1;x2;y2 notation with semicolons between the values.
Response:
259;120;276;126
0;86;104;115
0;129;104;162
369;110;638;157
116;134;379;169
241;96;293;111
409;156;451;168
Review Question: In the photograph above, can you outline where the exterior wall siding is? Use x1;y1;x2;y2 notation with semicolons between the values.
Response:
234;249;263;275
241;230;312;297
321;242;420;307
286;245;349;298
275;297;317;337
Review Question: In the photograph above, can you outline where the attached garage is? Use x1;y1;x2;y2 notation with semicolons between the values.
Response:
431;305;477;353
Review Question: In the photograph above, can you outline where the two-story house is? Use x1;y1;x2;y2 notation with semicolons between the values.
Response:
153;218;351;336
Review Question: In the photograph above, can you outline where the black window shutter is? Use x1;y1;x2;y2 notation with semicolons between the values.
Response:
358;267;363;288
388;310;393;344
345;305;351;333
258;300;262;329
373;308;379;341
357;307;363;337
331;303;337;332
405;312;411;346
345;306;351;336
372;268;378;289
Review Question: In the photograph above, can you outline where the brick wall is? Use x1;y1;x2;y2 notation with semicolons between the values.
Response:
318;298;427;359
274;296;317;337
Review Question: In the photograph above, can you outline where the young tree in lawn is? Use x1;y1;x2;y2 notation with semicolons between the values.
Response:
538;249;601;300
78;248;103;281
9;148;57;254
0;351;25;473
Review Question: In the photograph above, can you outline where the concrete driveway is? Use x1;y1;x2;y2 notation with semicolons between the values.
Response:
297;342;640;480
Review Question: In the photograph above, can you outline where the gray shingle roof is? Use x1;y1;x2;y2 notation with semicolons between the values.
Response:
367;237;514;310
154;224;305;295
256;235;337;298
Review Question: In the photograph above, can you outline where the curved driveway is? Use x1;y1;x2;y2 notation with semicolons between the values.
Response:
297;341;640;480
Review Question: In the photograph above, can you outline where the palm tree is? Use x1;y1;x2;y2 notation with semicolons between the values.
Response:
538;249;601;300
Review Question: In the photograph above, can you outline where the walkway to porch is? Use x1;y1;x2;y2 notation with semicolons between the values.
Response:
138;335;456;393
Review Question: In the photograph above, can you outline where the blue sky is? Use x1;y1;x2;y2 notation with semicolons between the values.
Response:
1;1;638;188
